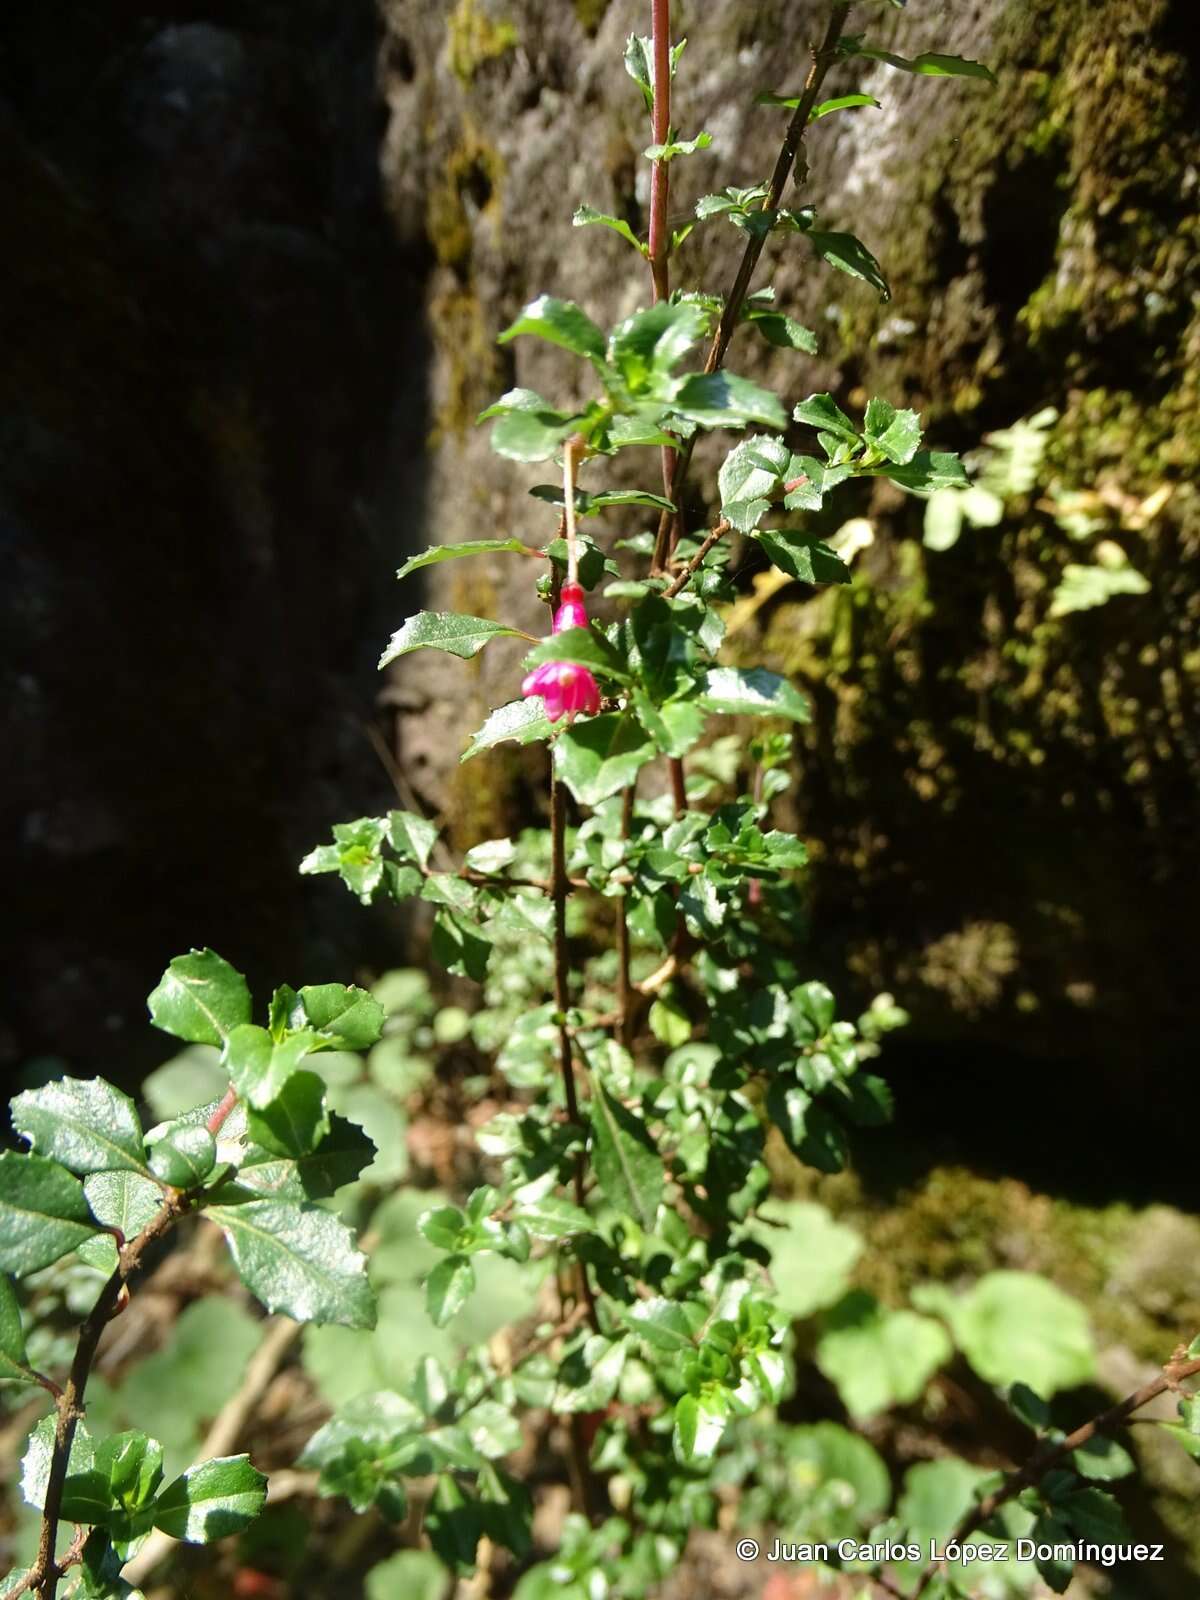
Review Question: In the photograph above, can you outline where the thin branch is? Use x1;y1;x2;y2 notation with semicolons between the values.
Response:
615;785;635;1050
663;518;731;600
121;1317;302;1588
653;0;853;560
909;1350;1200;1598
26;1195;193;1600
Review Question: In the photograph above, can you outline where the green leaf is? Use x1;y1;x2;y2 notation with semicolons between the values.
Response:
0;1275;32;1384
431;911;493;983
147;950;251;1047
807;229;890;299
147;1124;217;1188
298;981;389;1047
513;1197;594;1241
476;389;579;463
152;1455;267;1543
572;205;646;254
881;451;969;493
644;131;713;162
755;531;852;585
718;434;790;531
21;1416;95;1512
554;713;657;807
238;1114;376;1201
366;1551;449;1600
673;1390;728;1462
426;1255;476;1328
11;1077;149;1177
746;1201;862;1318
80;1171;162;1269
222;1024;318;1111
522;626;629;681
698;667;810;724
793;392;859;440
669;372;787;430
863;396;923;464
633;694;707;759
622;1297;706;1352
1059;1485;1133;1545
207;1199;376;1328
245;1071;330;1159
844;41;996;81
396;539;534;581
497;295;606;365
817;1291;952;1417
788;1423;891;1522
554;1333;629;1412
1030;1512;1074;1592
462;698;554;762
920;1270;1095;1395
0;1151;99;1275
608;302;709;392
379;612;527;667
588;1080;662;1231
744;309;819;353
811;92;882;118
767;1082;848;1172
1050;562;1151;617
1071;1434;1136;1481
96;1430;165;1511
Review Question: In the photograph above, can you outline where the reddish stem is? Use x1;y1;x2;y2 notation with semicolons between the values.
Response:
647;0;671;301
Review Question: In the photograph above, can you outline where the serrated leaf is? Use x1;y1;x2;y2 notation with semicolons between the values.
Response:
0;1151;99;1275
793;393;858;440
498;295;606;364
11;1077;148;1177
522;625;629;681
297;981;388;1048
669;372;787;430
863;396;923;464
222;1024;317;1111
1050;563;1150;617
152;1455;266;1543
238;1114;376;1201
755;531;852;585
807;230;890;299
622;1297;706;1352
572;205;646;254
845;41;996;81
208;1199;375;1328
147;1124;217;1188
554;713;656;807
147;950;251;1047
718;434;790;531
245;1071;330;1159
608;302;709;392
588;1080;662;1231
882;451;969;493
396;539;533;581
698;667;810;724
462;698;554;762
426;1255;475;1327
379;612;527;668
81;1171;162;1270
431;910;492;982
744;309;819;353
0;1276;31;1383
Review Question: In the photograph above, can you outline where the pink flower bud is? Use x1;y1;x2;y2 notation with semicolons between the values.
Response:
552;581;589;635
522;660;602;722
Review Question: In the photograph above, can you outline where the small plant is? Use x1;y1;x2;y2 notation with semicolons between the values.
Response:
4;6;1197;1600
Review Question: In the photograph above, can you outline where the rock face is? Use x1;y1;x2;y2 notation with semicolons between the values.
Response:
1;1;421;1077
375;0;1199;1164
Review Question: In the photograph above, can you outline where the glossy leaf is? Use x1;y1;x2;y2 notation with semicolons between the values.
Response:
0;1151;99;1276
698;667;811;724
208;1198;375;1328
673;1391;728;1462
11;1077;148;1177
152;1455;267;1543
147;1124;217;1188
396;539;534;582
461;698;555;762
554;713;657;806
379;612;528;667
147;949;251;1047
297;981;388;1048
793;392;858;440
572;205;646;254
754;531;852;585
426;1255;476;1327
589;1081;662;1231
522;625;629;681
222;1024;317;1111
807;229;890;299
0;1276;32;1384
245;1071;330;1159
497;295;606;364
669;372;787;430
844;42;996;81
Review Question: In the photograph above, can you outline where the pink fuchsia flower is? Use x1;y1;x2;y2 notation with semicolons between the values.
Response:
522;660;601;721
521;581;602;721
553;582;589;634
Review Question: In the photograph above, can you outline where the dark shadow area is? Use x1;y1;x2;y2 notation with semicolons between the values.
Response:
0;0;428;1089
